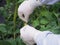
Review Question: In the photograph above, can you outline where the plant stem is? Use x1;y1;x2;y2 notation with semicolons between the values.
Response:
13;3;18;40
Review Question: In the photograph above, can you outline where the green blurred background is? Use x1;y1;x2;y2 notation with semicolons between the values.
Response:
0;0;60;45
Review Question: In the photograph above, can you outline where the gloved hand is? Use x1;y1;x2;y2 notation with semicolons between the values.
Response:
18;0;59;23
20;25;41;45
18;1;33;23
20;25;60;45
18;0;42;23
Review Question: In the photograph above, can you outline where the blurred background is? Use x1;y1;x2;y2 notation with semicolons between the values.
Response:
0;0;60;45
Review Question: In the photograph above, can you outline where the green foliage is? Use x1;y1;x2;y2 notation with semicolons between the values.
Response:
29;5;60;33
0;0;60;45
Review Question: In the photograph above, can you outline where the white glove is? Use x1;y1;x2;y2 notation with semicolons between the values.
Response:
18;0;41;23
20;25;41;45
18;1;33;23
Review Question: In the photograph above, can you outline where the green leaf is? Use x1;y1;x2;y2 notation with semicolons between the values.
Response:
40;10;53;20
32;19;39;27
40;19;49;25
0;24;7;33
16;37;25;45
0;24;6;27
18;0;24;3
40;25;46;31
